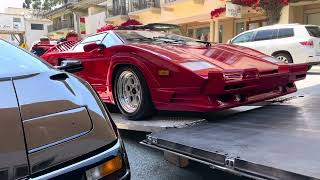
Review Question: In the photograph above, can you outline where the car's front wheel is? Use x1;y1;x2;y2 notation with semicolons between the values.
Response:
114;66;155;120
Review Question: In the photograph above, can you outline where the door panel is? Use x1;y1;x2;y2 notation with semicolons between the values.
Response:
67;50;111;100
0;79;28;180
13;71;117;174
23;107;92;152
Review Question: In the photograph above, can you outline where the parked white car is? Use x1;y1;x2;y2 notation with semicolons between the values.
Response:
229;24;320;68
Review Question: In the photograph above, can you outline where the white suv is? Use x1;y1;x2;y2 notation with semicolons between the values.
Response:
229;24;320;68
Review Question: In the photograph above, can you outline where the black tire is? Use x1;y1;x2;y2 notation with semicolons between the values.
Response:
113;66;156;120
274;53;293;63
105;103;120;113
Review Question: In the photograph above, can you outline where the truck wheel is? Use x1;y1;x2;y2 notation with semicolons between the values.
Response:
114;66;155;120
274;53;293;63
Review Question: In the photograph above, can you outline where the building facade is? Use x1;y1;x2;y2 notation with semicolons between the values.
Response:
0;8;51;49
46;0;107;39
105;0;320;43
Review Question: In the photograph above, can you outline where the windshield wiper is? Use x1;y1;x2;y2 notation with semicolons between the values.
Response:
153;36;185;44
195;40;212;47
126;37;153;42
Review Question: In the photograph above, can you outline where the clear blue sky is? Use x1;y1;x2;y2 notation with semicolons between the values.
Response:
0;0;23;12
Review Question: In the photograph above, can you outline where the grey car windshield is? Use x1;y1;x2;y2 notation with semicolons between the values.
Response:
0;40;51;77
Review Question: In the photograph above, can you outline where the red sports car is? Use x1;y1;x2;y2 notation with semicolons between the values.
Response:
41;30;308;120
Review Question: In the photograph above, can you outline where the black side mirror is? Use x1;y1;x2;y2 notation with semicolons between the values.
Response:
56;60;84;73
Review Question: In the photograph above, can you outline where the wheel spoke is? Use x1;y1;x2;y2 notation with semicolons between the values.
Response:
117;70;142;113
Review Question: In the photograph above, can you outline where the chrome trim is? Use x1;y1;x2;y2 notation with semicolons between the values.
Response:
120;169;130;180
30;140;121;180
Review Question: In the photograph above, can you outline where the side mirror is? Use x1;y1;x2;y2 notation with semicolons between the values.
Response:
227;39;232;44
83;42;106;52
56;60;84;73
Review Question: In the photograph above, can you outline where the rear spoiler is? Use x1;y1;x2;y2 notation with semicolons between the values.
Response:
43;40;79;55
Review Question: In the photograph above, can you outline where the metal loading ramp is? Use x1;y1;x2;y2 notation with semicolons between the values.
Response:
142;95;320;180
111;112;206;132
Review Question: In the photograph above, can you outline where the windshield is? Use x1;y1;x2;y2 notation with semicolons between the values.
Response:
116;31;211;46
0;40;51;77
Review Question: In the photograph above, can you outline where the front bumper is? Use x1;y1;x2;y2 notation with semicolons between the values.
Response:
154;64;307;112
30;139;130;180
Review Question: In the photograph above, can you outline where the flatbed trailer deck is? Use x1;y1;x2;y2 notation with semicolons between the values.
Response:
141;93;320;180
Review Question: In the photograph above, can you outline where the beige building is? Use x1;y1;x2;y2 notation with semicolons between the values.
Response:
105;0;320;43
46;0;107;39
0;7;51;48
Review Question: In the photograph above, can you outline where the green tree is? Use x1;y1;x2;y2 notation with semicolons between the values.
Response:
24;0;67;17
32;0;42;9
23;0;32;8
232;0;317;25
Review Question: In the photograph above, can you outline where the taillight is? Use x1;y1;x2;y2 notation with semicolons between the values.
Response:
300;40;314;47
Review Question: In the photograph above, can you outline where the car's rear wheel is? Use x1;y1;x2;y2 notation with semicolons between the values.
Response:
274;53;293;63
114;66;155;120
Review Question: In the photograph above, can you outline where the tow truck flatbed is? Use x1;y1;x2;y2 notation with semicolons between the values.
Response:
111;112;206;132
141;94;320;180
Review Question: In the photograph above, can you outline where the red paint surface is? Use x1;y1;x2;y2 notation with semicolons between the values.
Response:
41;30;308;113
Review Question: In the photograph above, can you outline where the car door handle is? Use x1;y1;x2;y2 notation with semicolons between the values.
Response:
50;73;69;81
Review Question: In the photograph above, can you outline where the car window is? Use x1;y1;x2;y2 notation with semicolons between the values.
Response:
81;33;107;44
73;33;108;52
102;34;123;47
0;40;50;77
232;32;255;43
254;29;276;41
306;26;320;38
278;28;294;38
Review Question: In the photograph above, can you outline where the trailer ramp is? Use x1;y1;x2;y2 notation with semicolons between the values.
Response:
111;112;206;132
142;95;320;180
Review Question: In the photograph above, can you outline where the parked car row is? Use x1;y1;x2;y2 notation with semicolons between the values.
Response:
229;24;320;68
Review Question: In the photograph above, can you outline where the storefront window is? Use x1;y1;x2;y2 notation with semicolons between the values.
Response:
219;25;224;43
236;22;245;35
187;29;194;38
195;27;210;41
248;22;260;30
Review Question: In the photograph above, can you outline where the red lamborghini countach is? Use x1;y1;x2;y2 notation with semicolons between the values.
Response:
41;29;308;120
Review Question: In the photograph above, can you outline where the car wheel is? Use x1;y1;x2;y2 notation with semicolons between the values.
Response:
274;53;293;63
114;66;155;120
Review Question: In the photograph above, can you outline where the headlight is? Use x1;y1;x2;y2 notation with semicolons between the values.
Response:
86;155;123;180
180;61;216;71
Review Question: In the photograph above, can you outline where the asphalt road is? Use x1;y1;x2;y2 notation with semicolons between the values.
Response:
118;67;320;180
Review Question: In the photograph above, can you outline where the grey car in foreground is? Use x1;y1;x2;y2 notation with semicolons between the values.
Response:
0;40;130;180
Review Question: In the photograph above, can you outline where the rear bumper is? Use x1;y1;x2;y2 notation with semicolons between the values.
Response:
153;64;307;112
30;139;130;180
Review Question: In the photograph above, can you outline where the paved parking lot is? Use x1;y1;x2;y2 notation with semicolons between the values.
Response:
118;66;320;180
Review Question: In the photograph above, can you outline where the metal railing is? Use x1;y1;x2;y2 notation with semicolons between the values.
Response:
106;0;160;18
129;0;160;12
47;20;74;32
106;0;129;17
164;0;177;4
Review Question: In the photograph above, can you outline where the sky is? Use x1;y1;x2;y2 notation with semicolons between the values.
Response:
0;0;23;13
